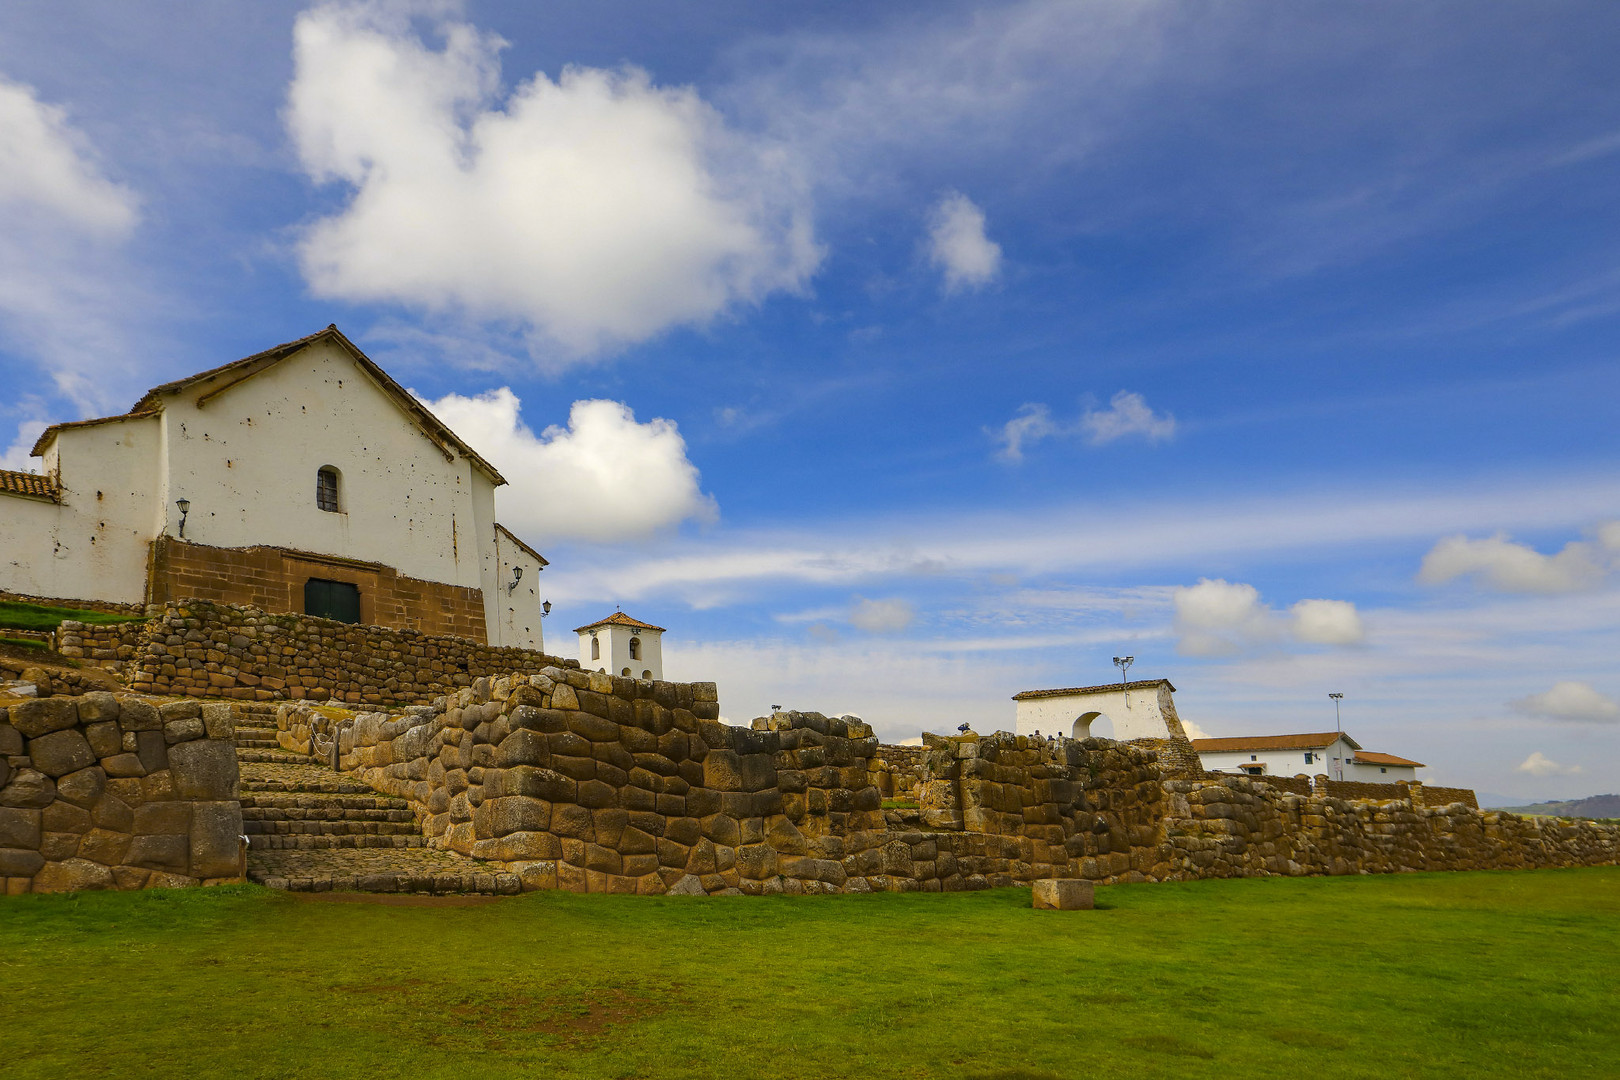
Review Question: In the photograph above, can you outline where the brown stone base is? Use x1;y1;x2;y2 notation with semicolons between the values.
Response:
146;537;487;642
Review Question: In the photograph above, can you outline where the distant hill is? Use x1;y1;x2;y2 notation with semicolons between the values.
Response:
1488;794;1620;820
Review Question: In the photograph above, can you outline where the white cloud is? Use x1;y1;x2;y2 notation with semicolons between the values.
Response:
1290;598;1366;646
990;403;1058;463
1173;578;1277;657
0;73;150;412
1417;532;1608;594
927;191;1001;292
1080;391;1177;445
419;388;717;544
1517;751;1583;778
288;1;819;357
991;391;1173;461
1173;579;1364;656
0;75;138;235
849;596;915;634
1511;681;1620;724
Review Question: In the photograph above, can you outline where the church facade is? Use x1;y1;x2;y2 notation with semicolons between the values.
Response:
0;326;548;650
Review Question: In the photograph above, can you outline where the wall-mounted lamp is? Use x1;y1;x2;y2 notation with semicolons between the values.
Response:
541;600;552;617
175;498;190;538
507;565;523;594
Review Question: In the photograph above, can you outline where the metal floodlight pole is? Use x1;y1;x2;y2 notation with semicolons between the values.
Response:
1113;655;1134;709
1329;692;1344;733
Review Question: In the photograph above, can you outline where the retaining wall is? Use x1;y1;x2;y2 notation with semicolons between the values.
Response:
0;693;242;893
124;600;576;706
273;673;1620;895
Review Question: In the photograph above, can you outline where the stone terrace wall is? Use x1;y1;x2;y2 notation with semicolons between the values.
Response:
0;692;242;893
1418;784;1479;810
870;743;924;800
126;600;576;707
1319;778;1410;802
55;620;147;667
280;682;1620;895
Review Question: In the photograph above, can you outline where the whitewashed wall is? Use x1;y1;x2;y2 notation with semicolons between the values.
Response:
1014;682;1185;741
580;623;664;680
491;528;546;651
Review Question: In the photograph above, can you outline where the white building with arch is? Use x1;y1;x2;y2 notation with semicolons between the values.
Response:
1013;679;1189;741
576;612;665;680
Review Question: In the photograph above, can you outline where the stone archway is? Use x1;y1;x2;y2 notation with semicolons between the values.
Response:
1072;711;1116;739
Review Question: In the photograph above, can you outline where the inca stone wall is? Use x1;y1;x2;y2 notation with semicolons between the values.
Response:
0;693;243;893
122;600;576;707
870;744;924;801
272;674;1620;895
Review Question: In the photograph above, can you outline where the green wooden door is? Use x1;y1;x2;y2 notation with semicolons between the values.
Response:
303;578;361;624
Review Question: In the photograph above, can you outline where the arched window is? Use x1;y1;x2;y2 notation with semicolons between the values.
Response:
629;636;641;660
641;669;651;679
316;466;341;513
621;667;631;677
590;635;600;660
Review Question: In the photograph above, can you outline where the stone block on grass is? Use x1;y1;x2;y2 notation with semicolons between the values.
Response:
1032;878;1094;910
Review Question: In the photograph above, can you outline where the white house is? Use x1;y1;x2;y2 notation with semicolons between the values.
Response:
576;612;665;680
1012;679;1190;741
1192;733;1425;782
0;325;548;649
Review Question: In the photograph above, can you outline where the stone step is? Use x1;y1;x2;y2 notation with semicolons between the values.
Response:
234;738;282;749
248;847;516;894
245;818;420;836
237;749;318;764
240;793;412;812
248;834;428;851
242;778;380;795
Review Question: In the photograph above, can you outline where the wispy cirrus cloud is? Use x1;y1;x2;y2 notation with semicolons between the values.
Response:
991;391;1175;462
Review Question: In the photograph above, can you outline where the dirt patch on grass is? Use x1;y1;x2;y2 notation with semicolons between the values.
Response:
351;978;676;1048
284;891;510;907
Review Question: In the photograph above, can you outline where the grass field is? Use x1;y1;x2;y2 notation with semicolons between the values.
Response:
3;868;1616;1079
0;599;145;632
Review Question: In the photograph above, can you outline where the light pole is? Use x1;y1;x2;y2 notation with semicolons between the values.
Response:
1113;655;1134;709
1329;692;1344;780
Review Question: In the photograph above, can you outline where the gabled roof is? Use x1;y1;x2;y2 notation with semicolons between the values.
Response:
574;612;666;634
0;467;60;502
495;523;549;568
30;325;506;485
1192;732;1362;753
1013;679;1175;701
1353;751;1425;768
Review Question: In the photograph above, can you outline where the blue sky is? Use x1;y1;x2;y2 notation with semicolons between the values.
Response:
3;1;1619;800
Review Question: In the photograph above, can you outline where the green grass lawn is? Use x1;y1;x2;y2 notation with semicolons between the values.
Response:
3;868;1617;1079
0;599;145;632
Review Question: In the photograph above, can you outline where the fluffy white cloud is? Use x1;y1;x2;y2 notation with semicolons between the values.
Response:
1080;391;1177;446
991;391;1174;461
1418;532;1608;594
849;596;915;634
1511;681;1620;724
927;191;1001;292
0;73;149;412
1174;578;1364;655
1517;751;1582;778
0;419;47;473
0;76;138;235
420;388;717;544
1290;598;1366;646
1173;578;1276;656
288;1;819;357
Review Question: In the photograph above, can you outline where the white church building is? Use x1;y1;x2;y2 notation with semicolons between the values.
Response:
0;326;548;649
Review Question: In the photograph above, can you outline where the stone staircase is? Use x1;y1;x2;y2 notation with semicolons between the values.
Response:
231;707;517;894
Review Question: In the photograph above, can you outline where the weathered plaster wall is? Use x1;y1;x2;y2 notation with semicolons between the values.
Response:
153;338;498;591
0;414;161;605
0;693;242;893
490;528;546;652
1014;682;1187;741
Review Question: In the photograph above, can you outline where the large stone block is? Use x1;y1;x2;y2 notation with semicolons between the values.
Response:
495;729;549;768
136;730;168;774
85;721;123;759
41;801;91;835
499;766;576;803
75;692;121;724
33;858;114;893
8;698;78;738
127;833;189;873
473;796;550;837
1032;878;1094;910
78;828;133;866
0;807;42;849
118;699;161;732
190;801;243;878
167;739;238;800
53;766;105;809
28;730;96;777
200;703;235;739
0;724;23;756
0;847;45;876
471;832;561;861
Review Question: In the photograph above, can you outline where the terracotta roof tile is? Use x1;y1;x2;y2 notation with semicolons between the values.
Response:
1353;751;1426;768
0;468;60;502
1012;679;1175;700
573;612;666;634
